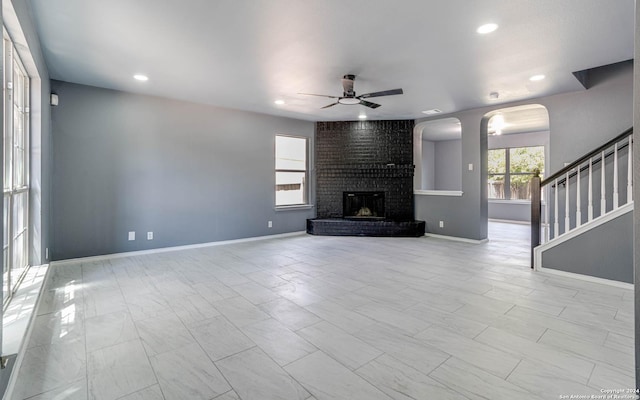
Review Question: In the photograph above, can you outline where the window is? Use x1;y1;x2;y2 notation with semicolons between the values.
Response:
3;29;30;308
275;135;308;206
488;146;544;200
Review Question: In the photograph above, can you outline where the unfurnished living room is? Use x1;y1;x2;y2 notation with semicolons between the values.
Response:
0;1;638;399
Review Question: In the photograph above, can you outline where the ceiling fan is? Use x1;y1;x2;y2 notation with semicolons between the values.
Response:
299;75;403;109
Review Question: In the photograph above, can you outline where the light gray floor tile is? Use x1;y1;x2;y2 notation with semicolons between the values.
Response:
415;326;520;379
240;318;316;366
85;310;138;352
135;312;196;357
213;390;241;400
507;359;600;398
84;288;128;319
189;315;255;360
429;357;544;400
150;343;230;400
170;294;221;328
13;341;86;400
216;347;309;400
355;323;450;375
588;364;635;391
405;302;485;338
355;354;468;400
28;308;85;348
16;223;634;400
125;292;171;321
15;378;86;400
118;385;164;400
258;298;322;331
538;328;634;373
305;300;377;334
298;321;383;370
87;339;157;400
353;301;430;335
230;281;280;305
213;296;270;327
285;351;392;400
474;326;594;382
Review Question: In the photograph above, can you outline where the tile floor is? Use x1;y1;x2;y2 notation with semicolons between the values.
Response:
12;222;635;400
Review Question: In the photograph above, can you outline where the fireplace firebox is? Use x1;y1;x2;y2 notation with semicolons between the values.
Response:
343;191;385;220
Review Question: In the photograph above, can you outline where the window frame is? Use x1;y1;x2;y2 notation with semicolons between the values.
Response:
275;134;310;208
488;145;544;201
3;28;30;309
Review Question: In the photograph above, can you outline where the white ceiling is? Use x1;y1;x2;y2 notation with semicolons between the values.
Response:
30;0;635;121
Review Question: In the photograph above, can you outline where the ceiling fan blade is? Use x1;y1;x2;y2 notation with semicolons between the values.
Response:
359;100;381;109
321;102;339;109
298;93;339;99
359;88;403;99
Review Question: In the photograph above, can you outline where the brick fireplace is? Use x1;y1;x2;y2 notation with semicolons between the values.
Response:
307;120;425;237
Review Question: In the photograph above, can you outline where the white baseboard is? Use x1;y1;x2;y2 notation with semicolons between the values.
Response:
536;265;634;290
424;233;488;244
52;231;307;266
489;218;530;225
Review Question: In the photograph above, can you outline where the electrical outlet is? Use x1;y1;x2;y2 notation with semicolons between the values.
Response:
268;221;273;228
439;221;444;228
128;231;135;241
468;163;474;171
147;232;153;240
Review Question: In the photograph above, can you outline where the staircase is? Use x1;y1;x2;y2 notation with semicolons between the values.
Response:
530;128;633;285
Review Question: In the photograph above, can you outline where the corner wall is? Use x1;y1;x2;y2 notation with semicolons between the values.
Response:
50;81;315;260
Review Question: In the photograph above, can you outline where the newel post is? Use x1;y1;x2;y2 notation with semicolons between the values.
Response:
530;169;542;269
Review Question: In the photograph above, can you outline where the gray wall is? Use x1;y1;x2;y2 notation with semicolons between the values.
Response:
421;140;435;189
541;210;633;283
416;62;633;240
51;81;315;260
434;139;462;190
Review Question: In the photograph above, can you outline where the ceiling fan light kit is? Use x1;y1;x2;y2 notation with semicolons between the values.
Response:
300;74;403;109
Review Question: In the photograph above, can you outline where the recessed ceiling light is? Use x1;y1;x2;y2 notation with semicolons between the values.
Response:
422;109;442;115
529;74;545;81
358;114;367;119
133;74;149;81
274;99;285;105
477;23;498;34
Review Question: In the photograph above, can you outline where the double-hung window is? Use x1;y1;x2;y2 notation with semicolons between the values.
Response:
275;135;308;206
488;146;544;200
3;29;30;308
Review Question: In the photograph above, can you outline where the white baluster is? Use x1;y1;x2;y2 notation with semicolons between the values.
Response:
554;179;559;237
544;185;550;242
588;158;593;221
564;172;570;234
600;150;606;216
627;138;633;203
576;167;581;227
613;143;619;209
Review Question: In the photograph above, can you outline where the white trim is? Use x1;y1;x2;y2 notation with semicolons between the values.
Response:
489;218;530;225
275;204;314;211
4;264;52;400
534;201;633;259
533;201;633;286
489;199;531;205
52;231;307;266
424;233;488;244
536;266;634;290
414;190;463;197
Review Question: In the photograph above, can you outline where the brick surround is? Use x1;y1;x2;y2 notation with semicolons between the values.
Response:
315;120;415;220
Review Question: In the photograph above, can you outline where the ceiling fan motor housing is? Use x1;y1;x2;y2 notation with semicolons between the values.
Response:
342;74;356;97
